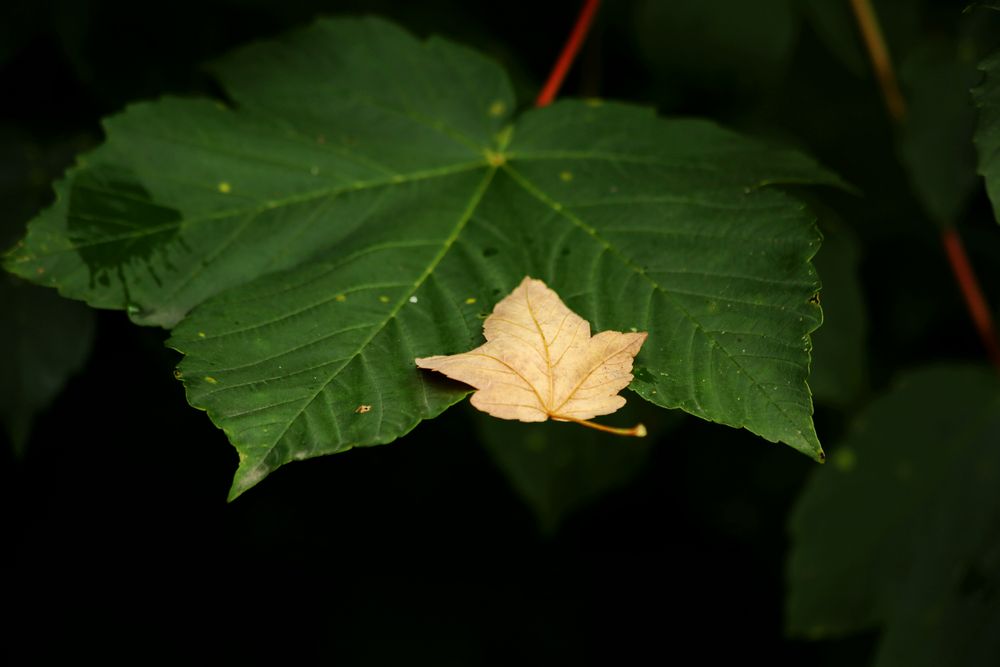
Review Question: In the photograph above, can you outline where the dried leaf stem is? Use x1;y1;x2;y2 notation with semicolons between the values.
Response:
849;0;1000;372
557;416;648;438
535;0;601;108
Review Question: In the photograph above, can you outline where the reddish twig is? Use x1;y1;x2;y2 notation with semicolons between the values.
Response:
535;0;602;108
942;229;1000;370
849;0;906;122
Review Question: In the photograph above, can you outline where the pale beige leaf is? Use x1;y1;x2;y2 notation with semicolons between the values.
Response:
415;277;648;435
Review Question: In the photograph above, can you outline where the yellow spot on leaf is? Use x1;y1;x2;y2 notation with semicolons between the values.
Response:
484;150;506;167
488;100;506;117
560;171;573;182
197;331;206;338
379;295;390;303
465;297;477;305
335;294;347;302
204;376;218;385
217;181;232;194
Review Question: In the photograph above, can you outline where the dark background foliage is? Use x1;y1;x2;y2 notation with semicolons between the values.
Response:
3;0;997;662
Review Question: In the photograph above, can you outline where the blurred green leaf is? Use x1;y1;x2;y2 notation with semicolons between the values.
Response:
634;0;797;92
0;128;96;455
974;48;1000;223
799;0;927;79
475;397;682;532
965;1;1000;13
787;365;1000;666
0;273;95;454
808;209;868;407
799;0;868;76
899;42;981;225
6;17;840;497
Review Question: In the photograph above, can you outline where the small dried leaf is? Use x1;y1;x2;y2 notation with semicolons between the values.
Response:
416;277;647;436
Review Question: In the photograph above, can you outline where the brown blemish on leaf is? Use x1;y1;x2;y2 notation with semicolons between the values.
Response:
355;404;372;414
416;277;648;437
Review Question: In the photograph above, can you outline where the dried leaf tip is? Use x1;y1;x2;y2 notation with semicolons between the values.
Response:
416;276;648;437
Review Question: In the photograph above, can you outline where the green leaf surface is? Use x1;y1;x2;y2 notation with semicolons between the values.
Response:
5;17;839;497
975;48;1000;223
0;273;95;454
787;365;1000;667
475;397;682;532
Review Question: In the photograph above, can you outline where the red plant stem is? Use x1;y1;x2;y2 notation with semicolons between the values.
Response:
535;0;602;108
849;0;906;122
941;229;1000;370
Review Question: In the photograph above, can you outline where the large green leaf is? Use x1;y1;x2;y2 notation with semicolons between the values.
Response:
787;365;1000;667
975;48;1000;222
5;18;839;497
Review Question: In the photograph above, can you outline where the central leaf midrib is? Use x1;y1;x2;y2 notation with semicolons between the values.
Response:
523;285;555;409
501;162;815;450
238;164;499;482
